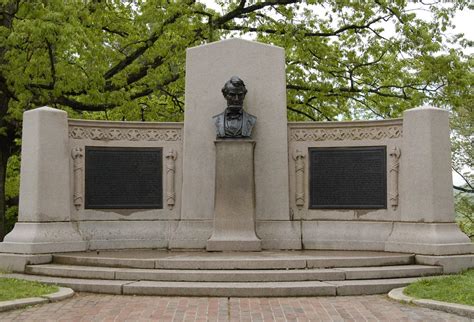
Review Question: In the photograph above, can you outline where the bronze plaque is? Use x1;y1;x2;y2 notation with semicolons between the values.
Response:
309;146;386;209
85;147;162;209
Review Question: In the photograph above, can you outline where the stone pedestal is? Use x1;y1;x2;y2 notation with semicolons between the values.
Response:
385;106;473;255
0;107;86;254
207;140;261;251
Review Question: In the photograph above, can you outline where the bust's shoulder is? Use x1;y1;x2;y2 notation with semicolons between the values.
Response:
243;111;257;124
212;111;225;120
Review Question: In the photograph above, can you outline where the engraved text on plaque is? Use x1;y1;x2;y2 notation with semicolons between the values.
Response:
309;146;387;209
85;147;163;209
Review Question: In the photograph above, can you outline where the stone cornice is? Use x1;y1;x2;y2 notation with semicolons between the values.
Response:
68;119;183;142
288;119;402;142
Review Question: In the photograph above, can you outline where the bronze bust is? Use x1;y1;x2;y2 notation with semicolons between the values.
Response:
213;76;256;138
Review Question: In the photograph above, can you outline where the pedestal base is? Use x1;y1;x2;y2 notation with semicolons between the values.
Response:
385;223;474;255
206;140;261;251
0;222;87;254
207;238;261;252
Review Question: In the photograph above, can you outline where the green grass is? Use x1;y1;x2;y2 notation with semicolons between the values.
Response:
404;269;474;306
0;278;59;301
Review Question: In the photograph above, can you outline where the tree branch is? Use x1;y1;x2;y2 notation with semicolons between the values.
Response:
287;105;316;121
102;26;129;37
213;0;299;27
54;96;115;111
453;166;473;190
46;39;56;89
56;73;180;112
103;10;183;80
104;55;165;91
219;15;389;37
287;83;411;99
454;185;474;193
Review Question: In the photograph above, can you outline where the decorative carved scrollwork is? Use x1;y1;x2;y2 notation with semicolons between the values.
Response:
389;146;401;210
289;126;402;142
293;149;305;209
69;127;182;142
71;147;84;210
166;150;178;210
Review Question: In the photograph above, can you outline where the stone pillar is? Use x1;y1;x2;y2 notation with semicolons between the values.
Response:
207;140;261;251
385;106;473;255
170;39;301;249
0;107;86;254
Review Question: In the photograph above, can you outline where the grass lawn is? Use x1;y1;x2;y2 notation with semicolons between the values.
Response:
404;269;474;306
0;277;59;301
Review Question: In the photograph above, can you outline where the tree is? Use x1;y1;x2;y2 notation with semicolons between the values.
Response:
0;0;472;240
0;0;209;239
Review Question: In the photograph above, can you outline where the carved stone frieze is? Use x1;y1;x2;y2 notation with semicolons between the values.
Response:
289;126;402;142
69;127;182;142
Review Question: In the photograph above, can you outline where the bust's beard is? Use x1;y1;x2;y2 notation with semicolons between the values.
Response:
227;105;243;112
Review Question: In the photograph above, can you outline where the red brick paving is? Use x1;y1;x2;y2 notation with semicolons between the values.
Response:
0;293;469;321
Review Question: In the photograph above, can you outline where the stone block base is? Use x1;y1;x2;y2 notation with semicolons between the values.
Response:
302;221;393;251
0;223;87;254
78;221;178;250
170;220;301;250
257;221;302;250
385;223;474;255
207;238;261;252
416;254;474;274
169;220;213;249
0;254;52;273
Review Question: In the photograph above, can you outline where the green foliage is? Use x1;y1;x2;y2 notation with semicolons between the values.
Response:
2;1;471;122
404;269;474;306
455;192;474;241
5;154;19;200
5;154;19;235
2;0;206;122
0;278;59;301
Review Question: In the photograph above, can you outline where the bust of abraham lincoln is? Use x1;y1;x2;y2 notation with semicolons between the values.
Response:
213;76;256;138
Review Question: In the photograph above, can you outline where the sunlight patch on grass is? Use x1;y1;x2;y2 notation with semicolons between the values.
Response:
0;278;59;301
404;269;474;306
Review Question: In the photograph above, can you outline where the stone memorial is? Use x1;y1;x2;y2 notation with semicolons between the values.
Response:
0;38;472;275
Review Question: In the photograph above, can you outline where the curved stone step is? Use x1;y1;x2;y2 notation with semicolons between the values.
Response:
52;250;414;270
3;273;423;297
338;265;443;280
123;280;337;297
26;264;345;282
25;264;441;282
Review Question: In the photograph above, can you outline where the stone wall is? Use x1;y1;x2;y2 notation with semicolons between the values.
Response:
288;119;403;251
68;119;183;250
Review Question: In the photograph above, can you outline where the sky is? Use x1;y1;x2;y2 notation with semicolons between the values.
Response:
199;1;472;186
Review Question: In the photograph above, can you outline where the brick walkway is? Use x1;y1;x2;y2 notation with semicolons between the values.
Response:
0;293;469;321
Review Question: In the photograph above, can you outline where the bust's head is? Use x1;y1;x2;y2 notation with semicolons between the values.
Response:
222;76;247;112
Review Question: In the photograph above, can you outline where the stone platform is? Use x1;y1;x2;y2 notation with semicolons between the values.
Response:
4;250;448;297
